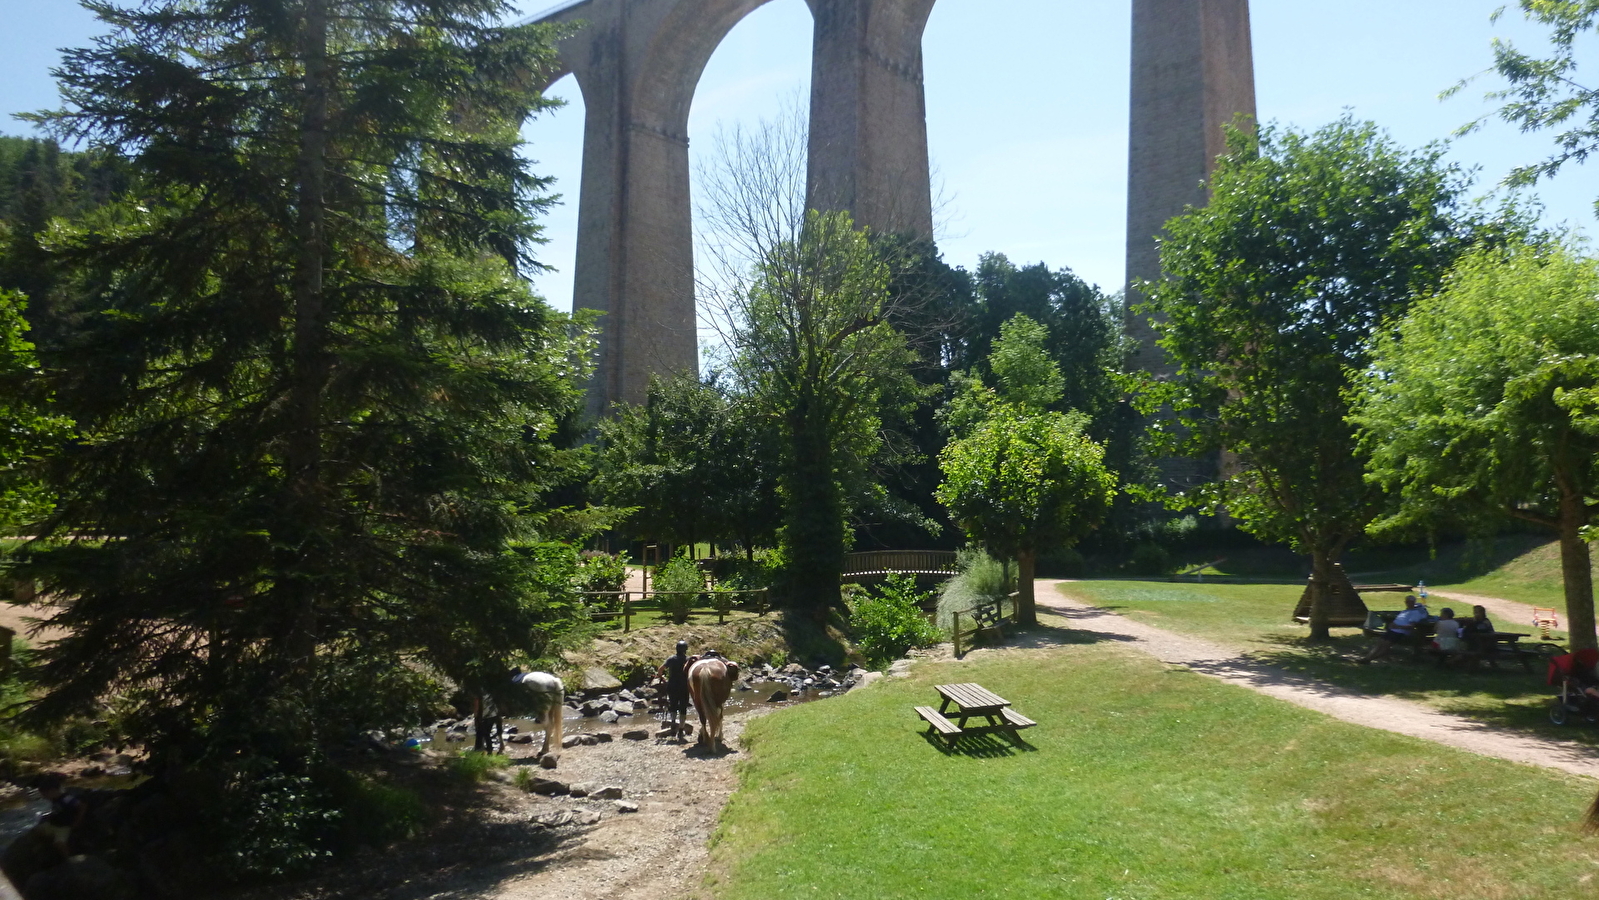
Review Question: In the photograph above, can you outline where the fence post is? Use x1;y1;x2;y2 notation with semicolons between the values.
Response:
759;588;768;616
952;610;962;658
717;592;726;625
623;593;631;633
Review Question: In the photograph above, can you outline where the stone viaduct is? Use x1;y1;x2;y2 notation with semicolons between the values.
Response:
528;0;1256;413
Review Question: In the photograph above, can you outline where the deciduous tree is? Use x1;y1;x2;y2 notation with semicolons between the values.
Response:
1353;244;1599;651
936;407;1115;626
1138;117;1516;639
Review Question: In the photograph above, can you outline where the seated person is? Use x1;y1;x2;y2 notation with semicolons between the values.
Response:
1433;608;1464;659
1459;605;1496;660
1358;595;1430;663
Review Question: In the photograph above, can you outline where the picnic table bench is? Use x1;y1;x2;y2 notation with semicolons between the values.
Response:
915;682;1036;746
1364;612;1542;670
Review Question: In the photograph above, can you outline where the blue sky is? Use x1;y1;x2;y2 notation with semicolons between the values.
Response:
4;0;1598;311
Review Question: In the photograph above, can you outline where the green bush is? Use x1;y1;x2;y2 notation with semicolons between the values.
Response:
654;556;704;624
851;574;943;666
577;551;628;596
936;549;1013;629
1128;542;1172;576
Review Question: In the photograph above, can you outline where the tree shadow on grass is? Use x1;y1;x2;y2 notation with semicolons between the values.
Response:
1216;633;1599;748
920;729;1038;758
959;617;1138;658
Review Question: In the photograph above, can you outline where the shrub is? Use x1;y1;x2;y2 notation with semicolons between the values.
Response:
654;556;704;624
851;574;943;666
577;551;628;596
936;549;1013;629
1128;542;1172;576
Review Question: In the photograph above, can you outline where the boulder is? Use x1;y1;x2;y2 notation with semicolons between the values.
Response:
598;711;620;725
854;671;884;690
780;663;806;676
560;734;583;749
594;732;614;744
529;778;568;796
622;729;651;741
614;799;639;813
766;690;788;703
579;734;600;746
568;782;594;798
538;753;560;770
533;808;602;828
592;785;624;800
580;699;609;717
582;667;623;692
507;734;535;745
445;732;467;742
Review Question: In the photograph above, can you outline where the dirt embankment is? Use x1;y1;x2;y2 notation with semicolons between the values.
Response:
563;613;854;687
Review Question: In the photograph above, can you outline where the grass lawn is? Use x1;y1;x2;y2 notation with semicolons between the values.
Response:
1052;581;1587;745
710;644;1599;899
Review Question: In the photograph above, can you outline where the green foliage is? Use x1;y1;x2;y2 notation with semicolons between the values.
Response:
222;769;339;878
654;555;705;625
729;212;922;615
10;0;591;774
1128;542;1173;577
446;750;510;783
0;291;67;533
988;314;1065;412
0;137;132;349
937;409;1116;555
1353;242;1599;649
850;574;941;666
935;548;1012;629
1464;2;1599;203
577;551;628;611
595;375;781;553
1136;115;1518;636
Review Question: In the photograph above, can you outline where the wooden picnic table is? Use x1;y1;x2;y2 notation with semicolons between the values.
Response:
914;682;1036;746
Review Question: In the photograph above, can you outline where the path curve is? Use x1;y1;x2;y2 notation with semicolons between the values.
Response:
1429;590;1546;637
1036;579;1599;781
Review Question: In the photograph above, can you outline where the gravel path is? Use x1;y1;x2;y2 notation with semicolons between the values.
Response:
1037;579;1599;780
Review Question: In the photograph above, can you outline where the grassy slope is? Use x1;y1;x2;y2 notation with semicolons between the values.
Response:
1052;581;1585;745
711;644;1599;900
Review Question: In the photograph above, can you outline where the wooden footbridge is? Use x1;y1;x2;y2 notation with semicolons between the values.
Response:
841;550;958;586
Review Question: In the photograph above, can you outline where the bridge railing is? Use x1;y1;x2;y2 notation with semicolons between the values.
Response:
842;550;958;576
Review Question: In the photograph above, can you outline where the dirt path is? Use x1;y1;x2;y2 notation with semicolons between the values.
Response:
1036;579;1599;780
242;711;770;900
1429;589;1546;635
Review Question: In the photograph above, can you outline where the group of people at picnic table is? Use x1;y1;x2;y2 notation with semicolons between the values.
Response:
1357;595;1501;665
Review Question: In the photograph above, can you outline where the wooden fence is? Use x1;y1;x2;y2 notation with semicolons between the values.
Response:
948;592;1020;658
581;589;769;633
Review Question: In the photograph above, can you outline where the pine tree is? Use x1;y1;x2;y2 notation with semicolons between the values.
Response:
15;0;586;770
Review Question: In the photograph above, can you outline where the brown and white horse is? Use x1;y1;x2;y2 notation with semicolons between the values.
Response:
687;655;739;750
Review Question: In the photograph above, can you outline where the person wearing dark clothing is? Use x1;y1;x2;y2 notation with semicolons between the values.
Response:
1460;605;1497;665
657;640;692;740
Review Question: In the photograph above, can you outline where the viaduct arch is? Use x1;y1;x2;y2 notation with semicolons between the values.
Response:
530;0;1255;414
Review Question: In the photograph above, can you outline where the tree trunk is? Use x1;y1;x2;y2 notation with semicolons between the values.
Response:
282;0;330;699
1307;549;1334;642
1559;486;1598;652
784;402;844;621
1015;550;1038;627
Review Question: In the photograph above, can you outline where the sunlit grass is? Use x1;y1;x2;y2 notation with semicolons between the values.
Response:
711;646;1599;899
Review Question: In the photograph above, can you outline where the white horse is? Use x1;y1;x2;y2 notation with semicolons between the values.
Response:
687;655;739;750
512;671;566;759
